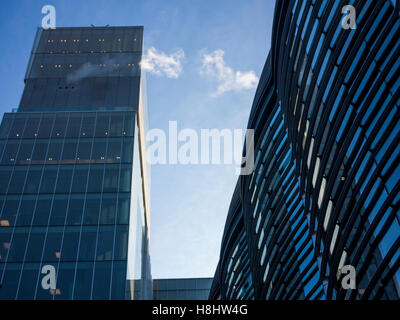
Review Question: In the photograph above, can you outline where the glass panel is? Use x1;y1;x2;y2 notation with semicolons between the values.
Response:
88;166;104;193
9;116;27;139
37;115;55;139
61;141;77;164
1;198;20;226
71;166;89;193
46;140;63;164
43;227;63;261
25;227;46;262
119;165;132;193
32;197;52;226
0;167;12;194
66;196;84;225
73;261;94;299
121;138;133;163
8;167;28;194
124;113;134;136
31;141;48;164
0;141;5;163
0;263;21;299
51;113;68;138
83;196;101;225
114;225;128;260
55;262;75;300
103;165;119;193
24;166;43;194
80;114;96;138
60;227;80;261
0;115;13;139
106;139;121;163
50;196;68;226
1;140;19;164
117;194;130;224
39;167;58;194
16;142;34;165
66;114;82;138
7;228;29;262
95;114;110;137
111;261;126;299
92;139;107;163
17;198;36;226
0;227;12;262
96;226;114;260
109;114;124;137
76;140;92;164
78;226;97;260
17;263;41;299
55;166;73;193
100;195;117;224
92;261;111;299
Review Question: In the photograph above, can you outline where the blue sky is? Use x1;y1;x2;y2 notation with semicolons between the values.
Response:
0;0;275;279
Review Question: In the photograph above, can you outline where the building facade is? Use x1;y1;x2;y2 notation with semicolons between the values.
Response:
153;278;213;300
211;0;400;300
0;26;152;300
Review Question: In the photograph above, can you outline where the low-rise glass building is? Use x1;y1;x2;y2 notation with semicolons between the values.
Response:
153;278;213;300
0;26;152;300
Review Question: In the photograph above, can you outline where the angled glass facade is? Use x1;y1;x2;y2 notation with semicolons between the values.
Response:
209;182;254;300
0;27;151;300
211;0;400;300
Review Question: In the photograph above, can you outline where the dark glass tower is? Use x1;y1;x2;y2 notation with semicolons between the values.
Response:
0;26;152;300
211;0;400;300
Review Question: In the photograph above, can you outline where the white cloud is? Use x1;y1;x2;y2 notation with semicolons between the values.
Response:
200;49;259;96
141;46;185;78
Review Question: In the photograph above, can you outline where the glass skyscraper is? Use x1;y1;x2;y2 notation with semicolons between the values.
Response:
211;0;400;300
0;26;152;300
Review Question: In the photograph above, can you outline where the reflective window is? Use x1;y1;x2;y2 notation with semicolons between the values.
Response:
55;262;75;299
42;227;63;261
0;115;13;139
60;227;80;261
66;196;84;225
37;115;55;139
55;167;73;193
25;228;46;261
8;167;28;194
32;141;48;164
1;141;19;164
66;114;82;138
17;263;41;299
1;198;20;226
88;166;104;193
0;167;12;193
39;167;57;194
96;226;114;260
71;166;89;193
51;114;68;138
24;167;42;194
73;262;94;299
7;228;29;262
17;198;36;226
33;197;52;226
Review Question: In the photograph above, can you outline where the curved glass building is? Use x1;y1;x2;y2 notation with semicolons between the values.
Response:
211;0;400;300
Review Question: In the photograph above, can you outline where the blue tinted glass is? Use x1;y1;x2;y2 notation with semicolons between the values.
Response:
74;262;94;299
17;263;41;299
